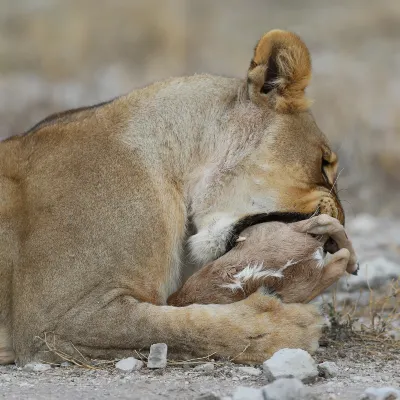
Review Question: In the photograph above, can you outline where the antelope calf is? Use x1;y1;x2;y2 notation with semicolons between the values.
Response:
168;215;358;306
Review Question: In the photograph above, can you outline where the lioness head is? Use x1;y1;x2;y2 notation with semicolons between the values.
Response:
189;30;343;265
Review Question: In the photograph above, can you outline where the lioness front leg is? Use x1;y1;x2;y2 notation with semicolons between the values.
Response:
44;290;322;365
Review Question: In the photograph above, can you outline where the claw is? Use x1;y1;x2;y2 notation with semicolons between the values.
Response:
236;236;246;243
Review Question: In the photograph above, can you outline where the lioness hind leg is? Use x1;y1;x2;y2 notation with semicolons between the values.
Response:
39;291;322;365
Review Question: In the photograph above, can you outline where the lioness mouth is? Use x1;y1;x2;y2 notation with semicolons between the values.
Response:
225;211;315;253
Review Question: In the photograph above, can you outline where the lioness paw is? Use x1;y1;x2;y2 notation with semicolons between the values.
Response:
230;292;323;363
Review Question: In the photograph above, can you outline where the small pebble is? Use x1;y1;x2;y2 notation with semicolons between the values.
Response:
318;361;339;378
263;348;318;383
60;361;72;368
115;357;144;372
195;393;221;400
262;377;313;400
23;363;51;372
360;387;400;400
193;363;215;373
237;367;262;377
232;386;264;400
147;343;168;369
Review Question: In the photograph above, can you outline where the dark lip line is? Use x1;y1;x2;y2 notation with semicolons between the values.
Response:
224;211;316;253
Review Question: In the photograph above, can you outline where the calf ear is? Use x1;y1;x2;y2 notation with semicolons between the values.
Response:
247;30;312;112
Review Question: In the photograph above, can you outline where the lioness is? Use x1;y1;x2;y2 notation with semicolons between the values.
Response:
168;215;358;307
0;30;350;366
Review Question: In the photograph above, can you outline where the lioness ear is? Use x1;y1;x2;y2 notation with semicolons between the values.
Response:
247;30;312;112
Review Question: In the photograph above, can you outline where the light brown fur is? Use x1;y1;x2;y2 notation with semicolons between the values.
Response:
1;30;346;365
168;215;357;307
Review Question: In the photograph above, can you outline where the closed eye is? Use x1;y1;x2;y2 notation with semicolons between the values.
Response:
321;158;330;184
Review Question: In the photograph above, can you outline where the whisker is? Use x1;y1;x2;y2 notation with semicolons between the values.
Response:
329;167;344;195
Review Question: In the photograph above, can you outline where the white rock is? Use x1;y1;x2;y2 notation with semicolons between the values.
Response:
360;387;400;400
232;386;264;400
263;349;318;383
317;361;339;378
147;343;168;369
23;363;51;372
60;361;72;368
195;393;221;400
194;363;215;373
237;367;262;376
115;357;144;372
262;378;313;400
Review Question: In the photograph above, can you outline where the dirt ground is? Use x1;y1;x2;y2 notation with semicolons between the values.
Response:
1;338;399;400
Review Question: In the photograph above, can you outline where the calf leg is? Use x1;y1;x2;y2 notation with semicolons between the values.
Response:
303;248;350;303
292;214;358;274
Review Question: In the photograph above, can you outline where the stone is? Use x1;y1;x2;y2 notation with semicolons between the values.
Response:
263;348;318;383
237;366;262;376
262;378;315;400
147;343;168;369
23;363;51;372
317;361;339;378
360;387;400;400
232;386;264;400
115;357;144;372
195;392;221;400
193;363;215;373
60;361;72;368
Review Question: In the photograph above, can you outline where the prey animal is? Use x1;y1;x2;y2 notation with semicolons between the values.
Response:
168;215;357;306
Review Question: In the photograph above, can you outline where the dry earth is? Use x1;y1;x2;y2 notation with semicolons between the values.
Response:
0;338;399;400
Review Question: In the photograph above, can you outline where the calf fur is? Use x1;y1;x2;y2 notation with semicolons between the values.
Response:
168;215;357;306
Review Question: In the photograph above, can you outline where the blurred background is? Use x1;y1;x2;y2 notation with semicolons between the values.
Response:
1;0;400;216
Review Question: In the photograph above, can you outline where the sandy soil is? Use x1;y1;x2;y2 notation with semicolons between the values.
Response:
1;340;399;400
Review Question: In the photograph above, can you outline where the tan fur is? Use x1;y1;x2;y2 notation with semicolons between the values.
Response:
0;30;344;365
248;30;312;112
168;215;357;307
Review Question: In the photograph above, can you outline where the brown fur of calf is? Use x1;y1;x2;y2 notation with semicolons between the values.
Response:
168;221;339;306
